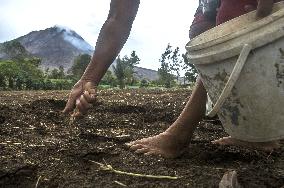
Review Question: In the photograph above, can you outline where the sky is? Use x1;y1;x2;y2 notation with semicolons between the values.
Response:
0;0;198;73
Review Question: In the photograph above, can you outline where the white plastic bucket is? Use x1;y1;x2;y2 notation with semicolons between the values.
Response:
186;2;284;142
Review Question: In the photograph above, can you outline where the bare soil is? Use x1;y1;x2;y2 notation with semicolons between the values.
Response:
0;89;283;188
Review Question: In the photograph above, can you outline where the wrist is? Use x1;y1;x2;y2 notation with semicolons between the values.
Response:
80;66;100;86
80;74;97;83
79;76;99;87
80;57;107;86
75;79;98;93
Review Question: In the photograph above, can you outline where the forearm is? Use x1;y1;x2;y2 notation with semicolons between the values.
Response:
81;0;140;85
81;20;132;84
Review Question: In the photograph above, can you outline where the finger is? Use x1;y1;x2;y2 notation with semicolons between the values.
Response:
63;82;84;114
63;95;76;114
83;91;96;103
76;99;88;115
86;87;97;100
80;95;92;109
72;110;83;118
256;0;273;18
129;144;145;151
135;148;150;154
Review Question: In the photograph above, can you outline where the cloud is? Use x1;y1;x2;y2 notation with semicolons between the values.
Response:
0;0;198;72
55;25;94;52
0;21;16;42
121;0;198;70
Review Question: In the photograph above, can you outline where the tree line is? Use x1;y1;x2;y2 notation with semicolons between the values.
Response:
157;43;198;88
0;42;197;90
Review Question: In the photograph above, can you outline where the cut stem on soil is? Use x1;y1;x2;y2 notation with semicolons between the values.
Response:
114;180;127;187
90;161;180;180
35;175;41;188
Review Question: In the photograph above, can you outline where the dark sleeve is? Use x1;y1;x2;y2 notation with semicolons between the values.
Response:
189;5;216;39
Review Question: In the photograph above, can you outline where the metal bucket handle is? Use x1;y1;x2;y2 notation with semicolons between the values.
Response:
207;44;252;117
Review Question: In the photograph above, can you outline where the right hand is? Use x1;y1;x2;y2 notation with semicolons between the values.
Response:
63;80;97;117
256;0;274;18
245;0;274;18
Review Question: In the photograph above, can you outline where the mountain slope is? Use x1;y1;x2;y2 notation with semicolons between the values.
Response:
0;26;161;81
0;40;32;60
134;66;159;81
16;26;94;70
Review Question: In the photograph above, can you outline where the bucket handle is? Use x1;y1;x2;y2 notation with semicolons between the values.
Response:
207;44;252;117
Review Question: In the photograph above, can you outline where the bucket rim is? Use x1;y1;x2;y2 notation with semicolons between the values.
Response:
186;2;284;52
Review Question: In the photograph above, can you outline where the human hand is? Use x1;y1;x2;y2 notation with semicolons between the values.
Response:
63;80;97;117
245;0;274;18
256;0;274;17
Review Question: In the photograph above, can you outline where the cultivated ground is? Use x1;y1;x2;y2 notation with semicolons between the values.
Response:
0;89;283;187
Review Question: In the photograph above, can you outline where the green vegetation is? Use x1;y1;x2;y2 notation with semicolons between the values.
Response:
70;54;91;80
140;79;149;88
158;44;177;88
158;43;197;88
0;58;74;90
0;58;42;90
112;51;140;89
0;41;198;91
182;52;198;83
0;40;31;60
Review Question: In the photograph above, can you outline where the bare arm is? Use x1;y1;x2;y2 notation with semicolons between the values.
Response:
82;0;140;84
63;0;140;115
